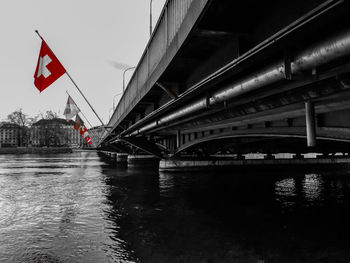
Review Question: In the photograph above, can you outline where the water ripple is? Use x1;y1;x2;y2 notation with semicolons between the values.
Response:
0;152;135;263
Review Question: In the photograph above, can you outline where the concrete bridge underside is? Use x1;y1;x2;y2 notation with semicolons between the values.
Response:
100;0;350;159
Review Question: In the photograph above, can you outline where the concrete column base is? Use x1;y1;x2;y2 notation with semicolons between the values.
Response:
98;151;128;167
128;155;160;169
293;153;304;159
264;154;275;160
159;157;350;172
116;153;128;164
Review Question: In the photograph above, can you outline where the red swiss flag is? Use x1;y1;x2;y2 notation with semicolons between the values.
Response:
34;40;66;92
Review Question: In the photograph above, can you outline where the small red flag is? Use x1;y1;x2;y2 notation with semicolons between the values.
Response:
34;40;66;92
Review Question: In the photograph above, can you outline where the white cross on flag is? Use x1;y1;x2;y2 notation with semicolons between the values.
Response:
34;40;66;92
64;95;80;120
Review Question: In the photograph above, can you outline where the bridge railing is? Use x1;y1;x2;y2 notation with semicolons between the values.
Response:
108;0;195;131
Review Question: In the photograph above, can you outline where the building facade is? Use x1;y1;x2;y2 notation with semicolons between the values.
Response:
30;118;83;147
0;122;20;147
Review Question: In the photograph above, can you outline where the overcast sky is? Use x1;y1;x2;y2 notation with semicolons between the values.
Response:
0;0;166;126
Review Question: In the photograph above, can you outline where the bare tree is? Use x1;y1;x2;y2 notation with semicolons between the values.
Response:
6;110;61;147
44;110;59;120
6;109;29;146
27;115;39;127
7;109;27;127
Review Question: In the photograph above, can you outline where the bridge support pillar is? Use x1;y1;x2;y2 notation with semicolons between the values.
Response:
305;100;316;147
176;130;181;148
110;152;117;161
236;154;245;160
116;153;128;165
98;151;128;166
128;155;160;169
265;153;275;160
293;153;304;159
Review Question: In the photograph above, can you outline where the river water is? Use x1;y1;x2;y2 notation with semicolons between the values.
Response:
0;152;350;263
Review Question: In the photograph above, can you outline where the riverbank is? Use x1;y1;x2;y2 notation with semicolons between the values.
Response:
0;147;73;154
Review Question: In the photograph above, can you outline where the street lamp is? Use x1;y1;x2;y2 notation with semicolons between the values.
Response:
122;66;136;92
113;92;123;111
150;0;153;36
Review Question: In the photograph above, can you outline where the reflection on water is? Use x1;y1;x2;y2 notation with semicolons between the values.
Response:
303;174;323;203
275;177;297;208
0;153;134;263
275;174;325;207
1;152;350;262
158;173;175;197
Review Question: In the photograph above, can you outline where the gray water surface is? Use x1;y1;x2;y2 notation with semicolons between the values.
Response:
0;152;133;263
1;152;350;263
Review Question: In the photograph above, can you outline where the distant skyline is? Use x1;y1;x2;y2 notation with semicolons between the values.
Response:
0;0;166;126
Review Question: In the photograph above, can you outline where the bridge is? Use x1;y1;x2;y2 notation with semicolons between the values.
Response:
99;0;350;161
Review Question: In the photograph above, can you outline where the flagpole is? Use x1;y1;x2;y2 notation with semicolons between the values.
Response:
76;113;100;148
66;91;94;127
65;72;105;127
66;91;102;144
35;30;106;128
77;114;98;148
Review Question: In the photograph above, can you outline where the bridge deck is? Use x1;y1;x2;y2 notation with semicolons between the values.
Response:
101;0;350;157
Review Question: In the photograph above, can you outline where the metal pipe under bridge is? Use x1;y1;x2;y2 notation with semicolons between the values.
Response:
99;0;350;162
